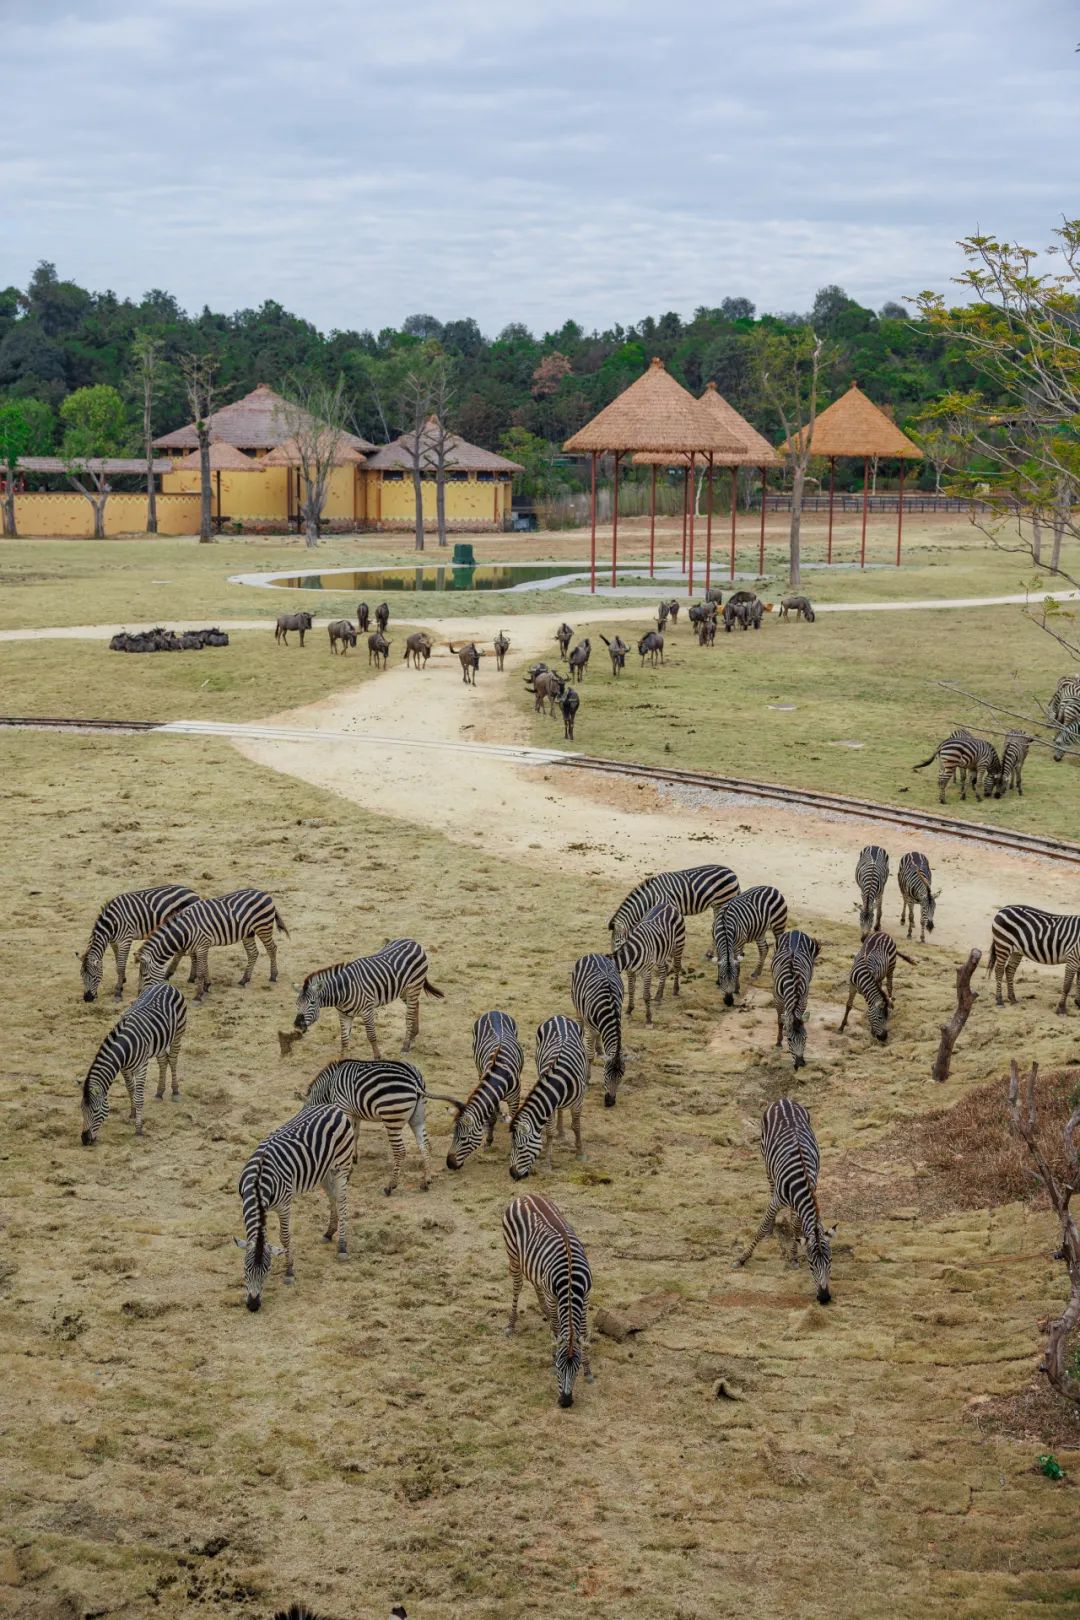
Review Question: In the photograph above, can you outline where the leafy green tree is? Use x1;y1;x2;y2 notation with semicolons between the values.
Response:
59;383;129;538
0;397;54;536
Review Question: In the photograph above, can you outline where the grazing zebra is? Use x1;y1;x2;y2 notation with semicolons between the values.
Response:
502;1193;593;1408
80;982;187;1143
493;630;510;671
709;884;788;1006
599;633;628;675
445;1011;525;1171
568;640;591;682
608;863;740;944
638;630;664;666
735;1099;833;1304
554;623;573;659
610;900;685;1024
988;905;1080;1013
138;888;287;1001
770;930;820;1070
570;953;625;1105
998;730;1033;795
897;851;939;941
912;729;1001;802
839;930;914;1043
235;1104;356;1311
289;939;443;1057
502;1016;589;1179
855;845;890;940
300;1057;456;1194
1051;675;1080;761
80;883;199;1002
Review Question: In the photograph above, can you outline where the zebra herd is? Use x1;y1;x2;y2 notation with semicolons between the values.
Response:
912;669;1080;802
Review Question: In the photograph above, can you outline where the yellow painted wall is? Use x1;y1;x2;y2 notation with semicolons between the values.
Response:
11;492;200;537
373;474;509;527
161;466;289;519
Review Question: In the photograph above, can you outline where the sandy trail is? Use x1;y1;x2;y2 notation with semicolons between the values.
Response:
233;611;1078;948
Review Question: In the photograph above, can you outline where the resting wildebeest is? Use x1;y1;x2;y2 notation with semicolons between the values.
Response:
555;623;573;659
599;633;628;675
568;639;591;683
403;631;433;669
367;631;392;668
493;629;510;671
275;611;314;647
357;602;371;632
375;602;390;634
450;641;484;684
530;669;566;716
328;619;357;654
638;630;664;667
778;594;815;623
560;686;580;740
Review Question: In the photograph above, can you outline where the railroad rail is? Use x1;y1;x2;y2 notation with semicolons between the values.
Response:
5;715;1079;869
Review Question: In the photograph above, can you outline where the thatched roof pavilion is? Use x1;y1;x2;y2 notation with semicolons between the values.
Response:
154;382;375;456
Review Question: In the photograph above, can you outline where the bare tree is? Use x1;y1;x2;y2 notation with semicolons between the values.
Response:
398;368;434;553
931;949;981;1083
276;375;351;549
132;332;164;535
180;353;216;543
1007;1058;1080;1405
757;327;825;589
428;360;455;548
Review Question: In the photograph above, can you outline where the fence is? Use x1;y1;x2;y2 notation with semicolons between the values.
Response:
764;493;987;515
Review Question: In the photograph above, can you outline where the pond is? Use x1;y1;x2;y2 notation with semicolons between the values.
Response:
235;562;672;594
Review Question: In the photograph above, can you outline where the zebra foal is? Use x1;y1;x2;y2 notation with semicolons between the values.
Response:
610;900;685;1024
80;883;199;1001
897;851;939;942
138;888;287;1001
608;863;739;945
989;905;1080;1013
770;930;819;1070
236;1105;356;1311
839;930;914;1043
300;1057;451;1194
709;884;788;1005
735;1098;834;1304
445;1011;525;1171
80;982;187;1143
287;938;443;1057
570;953;625;1105
502;1016;589;1179
502;1193;593;1408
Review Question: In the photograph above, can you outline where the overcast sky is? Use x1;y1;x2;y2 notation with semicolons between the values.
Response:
3;0;1076;335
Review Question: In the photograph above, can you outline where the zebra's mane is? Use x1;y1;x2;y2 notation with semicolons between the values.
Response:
531;1196;578;1357
299;962;346;996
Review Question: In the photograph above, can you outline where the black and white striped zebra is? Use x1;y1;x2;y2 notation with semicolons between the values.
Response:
854;845;889;939
80;883;199;1001
709;884;788;1006
300;1057;454;1194
444;1011;525;1172
988;905;1080;1013
502;1193;593;1408
897;851;939;941
609;900;685;1024
735;1098;833;1304
80;982;187;1143
913;729;1001;802
998;730;1033;795
770;930;820;1070
138;888;288;1001
839;930;914;1043
290;939;444;1057
1050;675;1080;761
570;953;625;1105
236;1104;356;1311
607;864;739;944
503;1016;589;1179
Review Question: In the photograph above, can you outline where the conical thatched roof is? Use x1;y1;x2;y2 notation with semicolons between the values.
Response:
563;358;743;455
153;382;375;454
176;441;264;472
781;382;923;459
633;382;776;469
262;433;366;467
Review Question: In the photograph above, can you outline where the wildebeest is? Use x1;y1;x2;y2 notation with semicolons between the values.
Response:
403;631;433;669
357;601;371;632
110;626;229;652
367;631;392;668
666;600;680;627
560;686;580;740
599;633;628;675
657;598;679;633
724;593;763;632
375;602;390;634
524;662;549;688
493;629;510;671
697;613;717;647
638;630;664;667
568;639;591;682
531;669;566;715
275;611;314;647
705;588;724;607
450;641;484;684
778;594;815;623
688;601;717;634
328;619;357;654
555;623;573;659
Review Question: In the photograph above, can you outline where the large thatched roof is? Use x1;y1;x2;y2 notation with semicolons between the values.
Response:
154;382;375;455
633;382;777;469
563;358;743;456
262;434;366;468
176;441;264;472
366;418;523;473
782;383;923;459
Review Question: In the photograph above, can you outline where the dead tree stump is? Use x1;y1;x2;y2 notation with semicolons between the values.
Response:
931;947;981;1083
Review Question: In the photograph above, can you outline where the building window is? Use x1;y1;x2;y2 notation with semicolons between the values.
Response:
448;471;468;482
382;470;405;482
476;472;494;483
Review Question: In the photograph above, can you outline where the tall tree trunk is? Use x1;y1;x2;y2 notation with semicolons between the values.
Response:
412;463;424;552
436;465;447;547
91;493;107;540
1031;510;1043;564
197;428;212;543
1;468;16;538
788;464;805;588
144;391;157;535
303;482;319;549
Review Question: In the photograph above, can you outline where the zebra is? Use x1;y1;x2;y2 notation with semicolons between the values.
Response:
998;730;1033;795
570;953;625;1106
1050;675;1080;761
770;930;819;1070
289;939;443;1057
735;1099;833;1304
839;930;914;1043
855;845;890;940
913;729;1001;802
897;851;939;941
988;905;1080;1013
709;884;788;1006
502;1193;593;1408
502;1016;589;1179
235;1104;356;1311
137;888;287;1001
80;982;187;1144
300;1057;458;1194
445;1011;525;1171
80;883;198;1001
610;900;685;1024
608;863;740;945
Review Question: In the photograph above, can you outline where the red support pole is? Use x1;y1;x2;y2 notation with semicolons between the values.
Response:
729;466;738;581
611;452;621;588
648;463;657;579
705;454;714;592
758;465;766;574
681;463;689;572
896;461;905;566
827;457;835;565
688;461;696;596
860;456;869;568
589;453;597;593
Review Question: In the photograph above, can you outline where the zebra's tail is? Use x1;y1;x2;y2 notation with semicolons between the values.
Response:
897;950;918;966
912;749;939;771
422;977;445;1000
274;908;290;937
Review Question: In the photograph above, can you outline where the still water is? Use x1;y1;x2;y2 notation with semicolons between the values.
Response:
263;563;599;592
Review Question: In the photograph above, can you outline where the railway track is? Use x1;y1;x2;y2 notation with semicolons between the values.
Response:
5;714;1080;869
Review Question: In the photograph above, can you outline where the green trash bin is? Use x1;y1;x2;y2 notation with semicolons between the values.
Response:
452;543;476;567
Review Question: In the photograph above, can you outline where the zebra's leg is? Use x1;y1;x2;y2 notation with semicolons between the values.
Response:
122;1067;136;1122
362;1011;380;1059
555;1106;566;1139
1057;966;1075;1016
279;1202;294;1282
339;1012;355;1054
886;961;896;1001
154;1050;169;1101
655;962;668;1006
239;935;258;987
113;939;131;999
384;1125;407;1195
323;1173;339;1241
506;1254;524;1334
409;1105;433;1190
167;1033;181;1097
570;1103;584;1159
131;1061;148;1136
750;935;769;979
1005;949;1020;1006
643;969;654;1026
194;947;211;1002
187;950;197;984
262;926;278;984
672;943;683;997
330;1171;348;1255
401;987;421;1052
625;970;636;1017
734;1194;781;1268
838;985;857;1032
774;1002;784;1048
585;1027;597;1067
875;896;883;931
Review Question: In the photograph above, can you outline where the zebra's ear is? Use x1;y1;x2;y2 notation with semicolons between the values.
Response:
233;1237;249;1249
268;1244;285;1256
932;889;942;899
823;1224;838;1239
